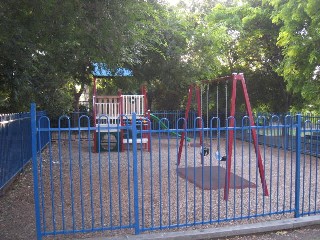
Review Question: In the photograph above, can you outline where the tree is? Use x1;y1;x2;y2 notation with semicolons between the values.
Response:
1;0;313;115
237;1;299;113
132;3;196;110
192;1;300;113
0;0;38;112
270;0;320;112
0;0;157;115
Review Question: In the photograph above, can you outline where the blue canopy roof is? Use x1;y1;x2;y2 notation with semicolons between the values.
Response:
92;62;133;77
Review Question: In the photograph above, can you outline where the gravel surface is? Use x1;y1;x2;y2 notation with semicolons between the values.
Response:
1;134;320;240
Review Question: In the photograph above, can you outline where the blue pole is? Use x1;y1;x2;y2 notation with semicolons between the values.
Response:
294;114;301;218
132;113;140;234
31;103;42;240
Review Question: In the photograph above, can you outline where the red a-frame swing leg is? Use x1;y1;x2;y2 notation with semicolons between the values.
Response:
177;86;193;166
224;74;269;201
177;85;203;166
224;75;237;201
240;75;269;197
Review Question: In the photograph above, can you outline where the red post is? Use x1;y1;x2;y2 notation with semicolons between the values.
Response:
141;86;150;152
141;85;148;114
224;73;269;200
224;74;237;200
239;74;269;196
177;86;193;165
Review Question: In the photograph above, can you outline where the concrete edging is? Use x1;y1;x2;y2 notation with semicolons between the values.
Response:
87;215;320;240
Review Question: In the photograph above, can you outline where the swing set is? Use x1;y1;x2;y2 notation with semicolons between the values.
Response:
199;75;228;161
177;73;269;200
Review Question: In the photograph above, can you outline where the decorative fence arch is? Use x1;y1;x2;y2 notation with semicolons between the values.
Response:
31;104;320;240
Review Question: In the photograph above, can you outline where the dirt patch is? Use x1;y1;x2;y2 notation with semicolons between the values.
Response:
0;164;36;240
177;166;256;190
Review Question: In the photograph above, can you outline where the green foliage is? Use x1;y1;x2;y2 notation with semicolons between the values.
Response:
1;0;318;115
132;3;196;110
0;0;158;115
193;1;296;113
269;0;320;112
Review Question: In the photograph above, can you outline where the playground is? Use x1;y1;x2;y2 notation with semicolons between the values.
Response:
27;123;320;239
1;128;320;240
2;2;320;239
26;73;320;239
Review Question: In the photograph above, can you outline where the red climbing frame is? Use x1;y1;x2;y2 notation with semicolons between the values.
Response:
177;73;269;200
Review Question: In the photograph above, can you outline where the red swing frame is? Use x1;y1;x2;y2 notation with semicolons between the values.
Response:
177;73;269;200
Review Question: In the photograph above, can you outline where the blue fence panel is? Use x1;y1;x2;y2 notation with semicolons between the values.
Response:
31;112;320;239
0;111;48;191
299;119;320;216
136;115;298;233
151;110;197;130
32;113;137;239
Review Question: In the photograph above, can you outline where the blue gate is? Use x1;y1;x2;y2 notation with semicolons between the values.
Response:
31;104;320;239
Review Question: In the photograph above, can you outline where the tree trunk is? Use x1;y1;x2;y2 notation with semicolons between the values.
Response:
72;84;85;127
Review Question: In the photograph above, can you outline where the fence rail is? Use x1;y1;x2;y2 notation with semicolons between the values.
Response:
0;111;49;193
31;109;320;240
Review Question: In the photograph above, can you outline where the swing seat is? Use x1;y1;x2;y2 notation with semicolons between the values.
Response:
215;151;226;161
200;146;209;156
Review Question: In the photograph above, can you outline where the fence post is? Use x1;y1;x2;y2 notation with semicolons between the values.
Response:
31;103;42;240
294;114;302;218
131;113;140;234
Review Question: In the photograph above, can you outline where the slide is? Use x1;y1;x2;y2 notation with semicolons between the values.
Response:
150;113;191;142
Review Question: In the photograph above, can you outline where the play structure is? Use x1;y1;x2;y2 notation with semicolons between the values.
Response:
92;64;150;152
91;66;268;200
177;73;269;200
34;67;320;239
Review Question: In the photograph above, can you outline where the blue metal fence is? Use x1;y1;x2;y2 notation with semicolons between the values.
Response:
150;110;197;130
0;111;49;192
31;107;320;240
